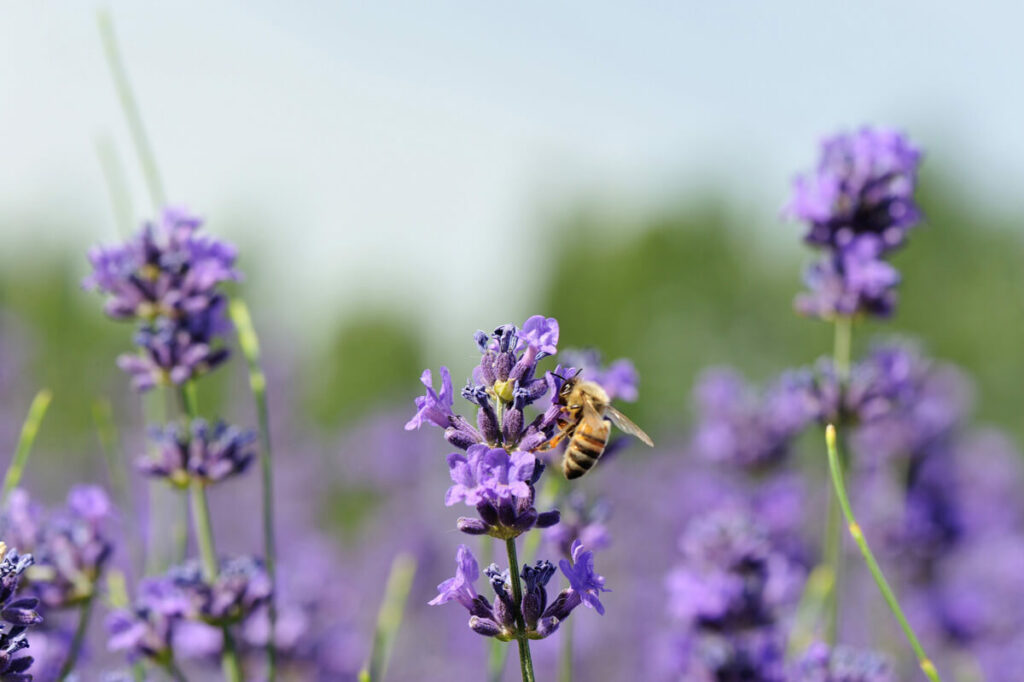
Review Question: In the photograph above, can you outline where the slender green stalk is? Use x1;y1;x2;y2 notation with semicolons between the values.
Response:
228;299;279;680
825;425;941;682
97;9;166;212
359;553;417;682
95;135;135;237
785;564;835;657
822;315;853;645
164;661;188;682
181;383;242;682
57;593;96;681
505;538;536;682
2;389;53;505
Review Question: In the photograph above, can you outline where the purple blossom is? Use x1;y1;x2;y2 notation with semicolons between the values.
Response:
107;576;190;663
444;446;558;539
140;419;256;486
691;368;812;470
429;545;482;612
404;367;455;431
0;546;42;681
558;540;609;615
787;127;922;252
169;556;272;626
792;643;896;682
796;235;901;319
84;206;240;322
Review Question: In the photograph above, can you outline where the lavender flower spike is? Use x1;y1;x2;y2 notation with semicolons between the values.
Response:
787;127;922;252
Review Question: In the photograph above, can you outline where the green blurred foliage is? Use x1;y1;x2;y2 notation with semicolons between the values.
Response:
538;173;1024;442
302;312;425;431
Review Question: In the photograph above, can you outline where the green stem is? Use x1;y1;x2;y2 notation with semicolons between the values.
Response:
57;592;96;681
97;9;167;211
95;135;135;237
228;300;278;681
825;425;941;682
823;315;853;645
359;553;417;682
1;389;53;505
559;615;574;682
505;538;536;682
164;660;188;682
182;383;242;682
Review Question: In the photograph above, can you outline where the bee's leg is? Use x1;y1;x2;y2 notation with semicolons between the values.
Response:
537;423;573;451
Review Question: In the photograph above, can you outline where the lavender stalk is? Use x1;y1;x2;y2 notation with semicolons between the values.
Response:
228;299;278;681
56;592;95;681
97;9;166;211
1;389;53;505
505;538;536;682
359;553;417;682
825;424;941;682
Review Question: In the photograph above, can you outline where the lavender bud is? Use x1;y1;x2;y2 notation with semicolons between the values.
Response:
457;517;490;535
469;616;502;638
536;510;561;529
502;408;524;445
535;616;560;638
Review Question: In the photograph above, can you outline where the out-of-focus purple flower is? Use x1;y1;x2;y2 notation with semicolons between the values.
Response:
85;207;238;390
557;349;639;402
107;575;189;663
0;545;42;680
4;487;115;609
444;446;558;539
792;642;896;682
545;492;611;559
664;510;802;681
557;540;609;615
788;127;922;252
691;368;813;470
140;419;256;486
796;235;901;319
170;557;272;627
84;207;239;322
117;304;231;392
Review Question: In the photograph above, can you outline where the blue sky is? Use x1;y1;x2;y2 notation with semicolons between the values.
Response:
2;2;1021;342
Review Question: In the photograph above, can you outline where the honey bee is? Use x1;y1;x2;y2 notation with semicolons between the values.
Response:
542;371;654;479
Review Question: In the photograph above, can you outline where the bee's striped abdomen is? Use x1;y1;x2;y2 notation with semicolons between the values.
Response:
563;419;610;479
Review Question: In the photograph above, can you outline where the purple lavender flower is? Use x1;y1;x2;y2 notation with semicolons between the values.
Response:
557;540;610;615
84;207;239;322
409;317;562;452
0;545;42;681
107;576;190;664
796;235;901;319
431;543;606;641
139;419;256;486
788;127;922;251
792;643;896;682
2;487;114;609
691;368;813;470
664;510;802;681
788;128;922;320
85;207;239;391
169;556;272;627
445;445;559;539
117;303;231;392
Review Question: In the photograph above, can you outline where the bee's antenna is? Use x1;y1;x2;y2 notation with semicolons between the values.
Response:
551;373;566;382
572;367;583;378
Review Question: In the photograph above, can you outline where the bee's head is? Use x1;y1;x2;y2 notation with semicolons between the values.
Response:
553;367;583;398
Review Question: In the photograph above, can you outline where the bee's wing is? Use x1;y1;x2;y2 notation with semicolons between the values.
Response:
603;405;654;446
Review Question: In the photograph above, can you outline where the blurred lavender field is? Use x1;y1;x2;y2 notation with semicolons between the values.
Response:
4;6;1024;682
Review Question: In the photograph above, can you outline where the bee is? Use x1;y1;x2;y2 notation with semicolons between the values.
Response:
542;371;654;479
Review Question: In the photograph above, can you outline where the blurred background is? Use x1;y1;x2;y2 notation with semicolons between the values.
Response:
2;3;1024;680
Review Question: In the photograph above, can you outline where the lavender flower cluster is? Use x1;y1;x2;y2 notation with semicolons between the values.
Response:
787;128;922;319
409;317;615;676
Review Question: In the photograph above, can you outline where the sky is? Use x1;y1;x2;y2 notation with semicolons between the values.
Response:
2;2;1022;344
